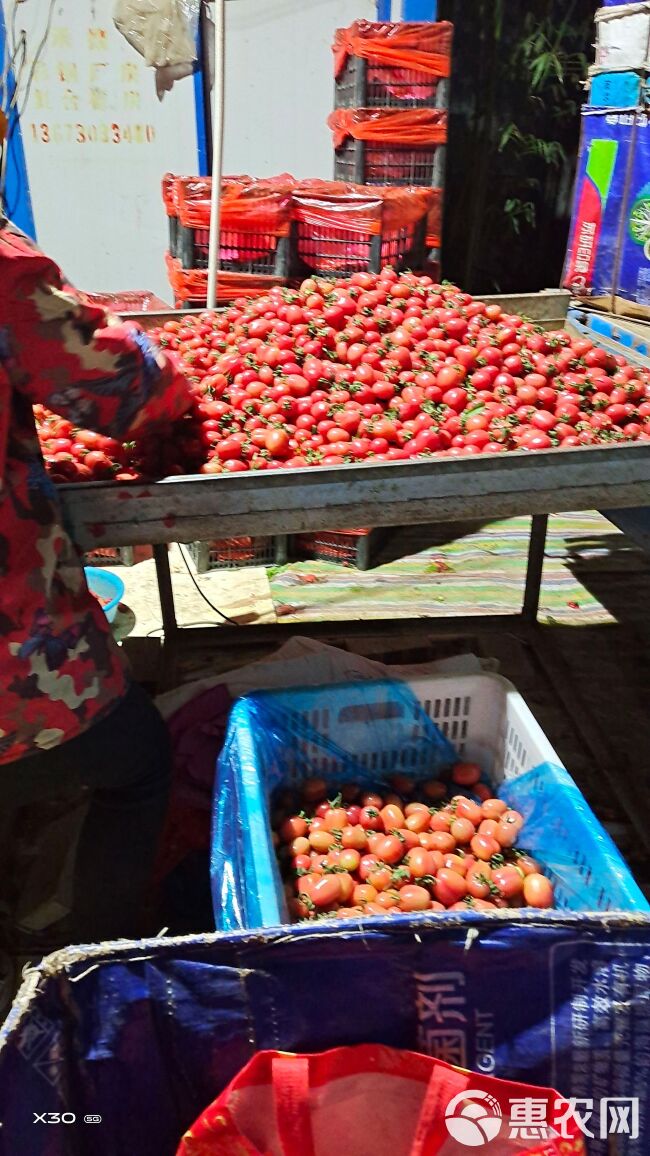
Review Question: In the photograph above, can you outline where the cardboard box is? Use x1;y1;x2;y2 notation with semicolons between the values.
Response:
563;108;636;309
615;112;650;316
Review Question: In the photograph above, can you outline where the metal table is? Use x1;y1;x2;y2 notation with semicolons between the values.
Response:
61;441;650;641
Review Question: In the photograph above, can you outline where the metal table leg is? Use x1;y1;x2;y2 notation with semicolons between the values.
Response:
153;545;178;636
153;545;180;687
522;514;548;624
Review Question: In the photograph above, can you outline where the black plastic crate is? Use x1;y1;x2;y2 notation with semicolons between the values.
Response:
178;224;290;276
292;528;389;570
168;214;180;259
187;535;289;573
334;136;445;187
290;214;426;280
335;54;448;110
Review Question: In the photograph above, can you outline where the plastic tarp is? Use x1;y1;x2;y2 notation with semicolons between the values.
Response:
333;20;453;79
1;915;650;1155
328;108;448;150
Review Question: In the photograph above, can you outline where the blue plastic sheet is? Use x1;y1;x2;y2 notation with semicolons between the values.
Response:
211;680;648;930
1;916;650;1156
212;679;457;930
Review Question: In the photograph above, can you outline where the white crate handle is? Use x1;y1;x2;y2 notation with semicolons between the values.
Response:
338;700;406;725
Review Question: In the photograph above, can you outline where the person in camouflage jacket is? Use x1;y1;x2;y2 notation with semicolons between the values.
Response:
0;219;189;947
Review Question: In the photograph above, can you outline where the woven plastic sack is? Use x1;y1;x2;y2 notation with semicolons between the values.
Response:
177;1045;586;1156
328;108;447;149
333;20;453;78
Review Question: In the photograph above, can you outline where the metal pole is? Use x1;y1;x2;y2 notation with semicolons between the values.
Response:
206;0;225;310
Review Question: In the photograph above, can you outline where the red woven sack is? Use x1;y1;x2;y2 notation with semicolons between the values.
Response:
177;1044;586;1156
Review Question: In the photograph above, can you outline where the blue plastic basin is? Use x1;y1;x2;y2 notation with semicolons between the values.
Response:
84;566;124;623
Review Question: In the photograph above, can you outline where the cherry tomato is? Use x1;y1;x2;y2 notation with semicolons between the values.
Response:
380;804;406;831
481;799;508;820
523;873;555;908
309;829;336;853
471;833;500;861
406;848;435;879
434;868;468;907
449;817;475;844
452;762;482;786
376;835;406;865
399;885;431;912
492;865;525;899
359;807;383;831
338;848;361;873
280;816;307;842
310;876;341;908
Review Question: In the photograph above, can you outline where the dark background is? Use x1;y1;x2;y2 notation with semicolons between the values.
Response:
438;0;599;294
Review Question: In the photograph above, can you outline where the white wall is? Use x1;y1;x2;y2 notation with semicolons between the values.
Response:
222;0;375;180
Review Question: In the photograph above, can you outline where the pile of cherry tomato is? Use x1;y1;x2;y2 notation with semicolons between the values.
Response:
38;270;650;483
273;765;555;921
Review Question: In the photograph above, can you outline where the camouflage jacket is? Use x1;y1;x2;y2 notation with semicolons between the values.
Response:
0;222;186;764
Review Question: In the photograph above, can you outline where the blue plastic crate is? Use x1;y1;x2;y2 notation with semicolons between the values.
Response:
211;675;649;929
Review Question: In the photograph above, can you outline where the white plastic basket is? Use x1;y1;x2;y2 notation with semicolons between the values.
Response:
213;672;649;927
293;673;560;786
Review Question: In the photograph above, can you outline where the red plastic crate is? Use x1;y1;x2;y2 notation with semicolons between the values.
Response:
333;21;453;110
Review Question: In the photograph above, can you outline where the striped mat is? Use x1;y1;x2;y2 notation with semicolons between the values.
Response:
270;513;650;625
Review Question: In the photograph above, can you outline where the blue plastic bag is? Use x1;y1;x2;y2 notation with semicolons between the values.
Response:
212;679;457;930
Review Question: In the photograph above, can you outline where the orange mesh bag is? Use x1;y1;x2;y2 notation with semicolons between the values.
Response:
331;112;447;188
175;176;295;271
328;108;447;149
163;172;181;255
161;172;178;217
79;290;172;312
174;176;245;229
291;182;434;275
174;174;295;228
333;20;453;78
165;252;286;306
177;1045;587;1156
425;187;443;249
